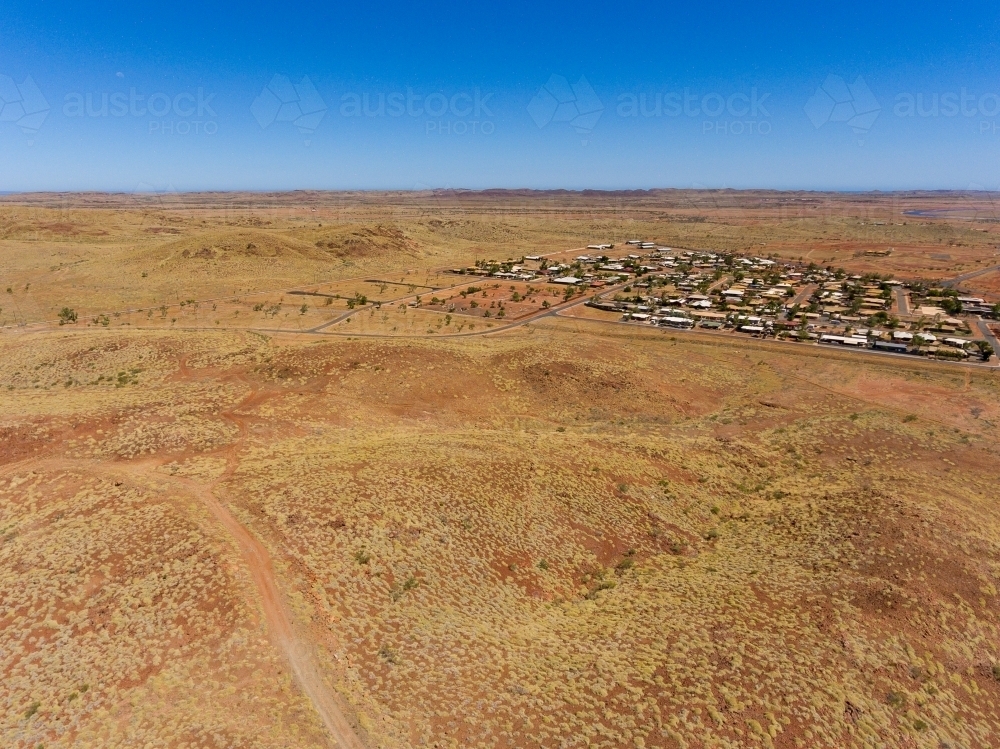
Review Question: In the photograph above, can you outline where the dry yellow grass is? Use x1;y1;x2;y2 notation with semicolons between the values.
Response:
5;189;1000;328
2;191;1000;749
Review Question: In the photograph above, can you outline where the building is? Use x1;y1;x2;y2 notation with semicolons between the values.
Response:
874;341;908;353
659;316;694;329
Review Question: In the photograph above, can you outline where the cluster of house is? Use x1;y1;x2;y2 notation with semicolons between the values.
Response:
525;240;999;363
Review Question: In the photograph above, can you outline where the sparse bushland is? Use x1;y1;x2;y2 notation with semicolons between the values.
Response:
2;190;1000;748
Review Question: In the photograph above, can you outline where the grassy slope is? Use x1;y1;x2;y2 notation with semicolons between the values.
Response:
1;191;1000;748
1;322;998;748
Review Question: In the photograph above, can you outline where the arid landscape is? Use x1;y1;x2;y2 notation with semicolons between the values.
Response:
2;190;1000;749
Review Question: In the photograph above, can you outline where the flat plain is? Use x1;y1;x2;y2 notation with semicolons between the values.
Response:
2;190;1000;749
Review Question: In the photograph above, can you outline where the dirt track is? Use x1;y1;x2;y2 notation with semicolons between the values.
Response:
0;375;367;749
158;467;366;749
169;370;367;749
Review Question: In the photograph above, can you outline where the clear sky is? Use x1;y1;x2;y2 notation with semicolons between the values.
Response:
2;0;1000;191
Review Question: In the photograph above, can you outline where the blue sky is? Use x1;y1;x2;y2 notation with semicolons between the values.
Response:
2;0;999;191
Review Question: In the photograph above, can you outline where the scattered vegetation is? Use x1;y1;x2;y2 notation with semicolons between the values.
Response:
2;192;1000;749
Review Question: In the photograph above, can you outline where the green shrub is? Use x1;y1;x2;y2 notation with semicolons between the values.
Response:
378;645;398;664
615;558;634;573
586;580;616;599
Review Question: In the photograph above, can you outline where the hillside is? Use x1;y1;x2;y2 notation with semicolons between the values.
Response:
1;191;999;749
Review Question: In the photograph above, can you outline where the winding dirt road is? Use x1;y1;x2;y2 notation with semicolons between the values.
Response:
159;467;366;749
3;362;368;749
1;448;366;748
175;371;367;749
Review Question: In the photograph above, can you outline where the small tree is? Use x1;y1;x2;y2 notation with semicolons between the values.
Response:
973;340;994;362
940;296;962;314
58;307;77;325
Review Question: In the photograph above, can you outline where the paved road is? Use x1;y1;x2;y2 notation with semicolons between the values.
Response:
977;317;1000;361
553;310;1000;369
941;263;1000;288
895;287;910;315
789;283;816;308
305;281;631;340
706;274;732;294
